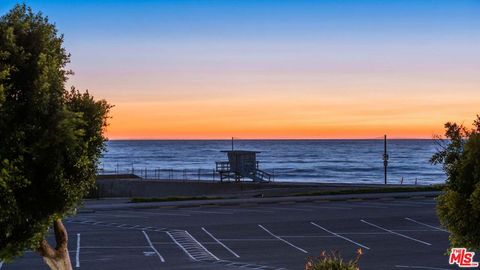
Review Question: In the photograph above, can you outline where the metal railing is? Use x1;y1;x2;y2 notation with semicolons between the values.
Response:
98;165;275;182
215;161;230;172
253;169;273;182
97;167;219;182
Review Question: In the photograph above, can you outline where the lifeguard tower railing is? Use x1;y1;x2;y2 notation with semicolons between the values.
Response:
215;161;260;171
97;165;275;182
215;161;273;182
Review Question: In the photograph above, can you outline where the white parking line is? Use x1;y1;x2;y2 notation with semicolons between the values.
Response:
395;265;450;270
114;210;191;217
400;201;437;205
346;203;388;209
398;201;438;206
219;238;280;241
202;227;240;258
67;220;166;232
337;232;390;235
82;246;149;249
310;222;370;250
210;259;287;270
230;208;275;213
167;230;219;261
379;201;428;207
360;220;431;246
185;210;233;215
142;231;165;262
279;235;337;238
351;201;403;208
76;233;81;268
301;205;352;210
405;218;448;233
167;232;195;260
280;231;429;237
258;224;308;253
104;214;148;219
262;206;313;212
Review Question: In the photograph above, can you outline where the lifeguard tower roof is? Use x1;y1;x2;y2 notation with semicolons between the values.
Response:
220;150;261;154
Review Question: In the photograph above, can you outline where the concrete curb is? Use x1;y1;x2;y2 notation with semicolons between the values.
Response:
80;191;440;212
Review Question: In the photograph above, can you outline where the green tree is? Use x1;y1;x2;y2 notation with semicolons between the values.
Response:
0;5;112;269
431;115;480;250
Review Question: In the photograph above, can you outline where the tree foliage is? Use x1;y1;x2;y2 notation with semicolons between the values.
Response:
0;4;112;261
431;115;480;250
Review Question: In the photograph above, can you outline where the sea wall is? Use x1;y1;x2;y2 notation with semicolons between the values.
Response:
94;177;391;198
96;178;283;198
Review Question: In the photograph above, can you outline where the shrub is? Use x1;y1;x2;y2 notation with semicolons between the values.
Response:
305;249;362;270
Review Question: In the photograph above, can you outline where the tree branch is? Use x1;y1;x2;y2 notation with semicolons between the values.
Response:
53;219;68;251
37;239;56;259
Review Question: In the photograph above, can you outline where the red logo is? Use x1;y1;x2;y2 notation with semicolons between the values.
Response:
449;248;479;268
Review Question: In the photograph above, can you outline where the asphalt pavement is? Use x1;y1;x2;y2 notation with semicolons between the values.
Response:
2;196;454;270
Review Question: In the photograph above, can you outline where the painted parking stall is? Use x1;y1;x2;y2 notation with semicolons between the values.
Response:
3;197;452;270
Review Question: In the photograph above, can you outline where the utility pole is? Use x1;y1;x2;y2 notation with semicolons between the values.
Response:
383;134;389;184
231;137;234;151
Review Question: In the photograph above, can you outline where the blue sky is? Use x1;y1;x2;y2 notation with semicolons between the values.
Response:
2;1;478;42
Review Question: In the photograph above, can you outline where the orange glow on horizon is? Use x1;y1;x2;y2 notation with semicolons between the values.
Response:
104;96;479;140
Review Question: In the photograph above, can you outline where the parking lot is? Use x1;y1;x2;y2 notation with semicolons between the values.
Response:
2;197;454;270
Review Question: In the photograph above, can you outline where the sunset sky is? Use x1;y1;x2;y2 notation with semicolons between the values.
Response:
2;0;479;139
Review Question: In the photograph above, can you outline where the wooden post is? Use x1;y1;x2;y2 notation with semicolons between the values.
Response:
383;134;388;185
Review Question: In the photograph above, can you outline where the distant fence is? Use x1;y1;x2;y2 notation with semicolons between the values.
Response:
97;166;427;185
97;167;217;181
97;167;276;182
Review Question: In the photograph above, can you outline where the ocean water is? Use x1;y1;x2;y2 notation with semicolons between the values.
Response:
99;140;445;185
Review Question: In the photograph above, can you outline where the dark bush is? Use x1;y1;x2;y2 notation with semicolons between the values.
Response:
431;115;480;249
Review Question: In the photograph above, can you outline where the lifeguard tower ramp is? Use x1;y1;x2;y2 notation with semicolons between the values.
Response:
215;150;272;182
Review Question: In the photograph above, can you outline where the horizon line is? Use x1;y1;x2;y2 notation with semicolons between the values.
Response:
107;137;439;141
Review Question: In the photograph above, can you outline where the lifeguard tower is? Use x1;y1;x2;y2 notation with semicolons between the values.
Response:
215;150;272;182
